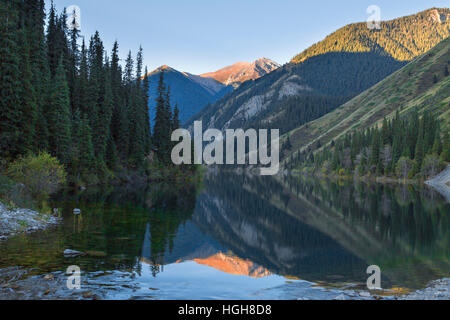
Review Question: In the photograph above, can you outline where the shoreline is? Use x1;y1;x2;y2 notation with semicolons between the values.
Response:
328;279;450;300
0;201;60;241
425;165;450;202
291;165;450;188
396;279;450;300
0;266;448;300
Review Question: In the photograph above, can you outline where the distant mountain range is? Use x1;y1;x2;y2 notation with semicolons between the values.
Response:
200;58;280;87
145;65;231;125
145;58;280;125
187;8;450;134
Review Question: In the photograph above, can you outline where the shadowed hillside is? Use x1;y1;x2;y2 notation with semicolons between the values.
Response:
283;36;450;167
188;8;449;137
145;66;232;125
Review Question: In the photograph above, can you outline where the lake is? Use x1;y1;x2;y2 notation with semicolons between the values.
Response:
0;170;448;300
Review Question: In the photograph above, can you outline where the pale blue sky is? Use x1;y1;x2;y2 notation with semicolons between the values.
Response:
50;0;449;74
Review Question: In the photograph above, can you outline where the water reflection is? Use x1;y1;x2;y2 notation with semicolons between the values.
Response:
0;170;448;299
0;181;198;276
141;170;449;289
197;171;448;289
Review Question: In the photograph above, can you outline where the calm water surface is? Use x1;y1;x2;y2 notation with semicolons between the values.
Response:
0;171;448;299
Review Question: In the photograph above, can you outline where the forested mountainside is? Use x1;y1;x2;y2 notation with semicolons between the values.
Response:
144;58;279;126
292;8;450;63
0;1;178;185
187;8;450;135
284;37;450;180
145;65;232;125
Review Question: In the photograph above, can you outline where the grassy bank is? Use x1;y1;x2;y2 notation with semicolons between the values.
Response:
290;164;449;186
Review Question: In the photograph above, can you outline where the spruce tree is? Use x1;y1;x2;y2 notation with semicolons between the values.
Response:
369;131;380;169
46;4;70;79
68;9;80;113
105;134;118;171
80;115;95;174
123;50;134;85
172;104;180;131
441;131;450;162
432;124;442;155
128;48;146;166
136;46;143;88
142;66;151;153
109;41;124;152
415;119;425;168
17;25;38;154
46;2;58;77
117;99;130;160
408;110;420;159
87;32;107;161
0;0;22;159
28;0;50;151
48;57;72;164
78;40;89;115
95;56;113;162
119;51;135;161
153;71;171;163
164;86;173;130
381;117;390;145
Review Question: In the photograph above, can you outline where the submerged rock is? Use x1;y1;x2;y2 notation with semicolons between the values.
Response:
359;291;371;297
43;274;54;281
63;249;84;257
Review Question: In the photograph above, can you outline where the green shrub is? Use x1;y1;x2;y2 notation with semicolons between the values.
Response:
408;160;418;180
421;154;442;179
396;157;413;180
7;152;67;197
82;173;100;186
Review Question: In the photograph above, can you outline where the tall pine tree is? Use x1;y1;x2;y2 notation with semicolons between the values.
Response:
48;57;72;164
0;0;22;159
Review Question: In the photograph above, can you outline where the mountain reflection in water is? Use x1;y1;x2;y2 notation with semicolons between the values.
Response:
139;170;448;290
0;170;448;299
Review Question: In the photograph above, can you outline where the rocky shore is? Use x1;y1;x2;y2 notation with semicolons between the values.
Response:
426;165;450;203
396;279;450;300
0;201;60;241
0;264;448;300
329;279;450;300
